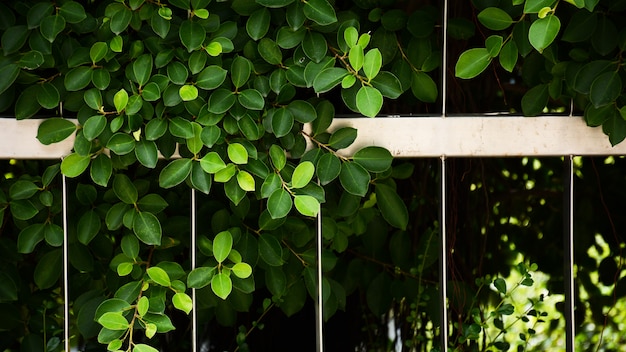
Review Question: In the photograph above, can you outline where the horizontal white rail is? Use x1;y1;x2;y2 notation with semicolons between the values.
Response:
1;116;624;159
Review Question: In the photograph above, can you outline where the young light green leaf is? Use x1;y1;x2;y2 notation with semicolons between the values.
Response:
147;266;171;287
213;230;233;263
349;45;364;72
485;35;503;57
363;49;382;80
236;170;256;192
356;86;383;118
172;293;193;314
294;195;320;217
291;161;315;189
211;272;232;300
228;143;248;164
97;312;129;331
528;14;561;53
231;262;252;279
113;89;129;113
455;48;492;79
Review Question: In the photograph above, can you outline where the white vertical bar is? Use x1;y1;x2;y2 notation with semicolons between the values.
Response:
439;156;449;352
441;0;449;117
315;209;324;352
62;173;70;351
191;189;198;352
564;156;575;352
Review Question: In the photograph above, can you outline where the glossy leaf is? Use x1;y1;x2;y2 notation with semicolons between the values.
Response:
91;154;112;187
363;49;382;80
411;72;438;103
180;20;205;52
147;266;171;287
40;15;65;43
455;48;491;79
98;312;129;331
133;211;162;245
188;267;215;289
499;41;518;73
353;147;393;173
172;293;192;314
291;161;315;188
17;224;45;254
294;195;320;217
113;174;138;204
521;84;549;116
228;143;248;164
258;233;283;266
159;159;192;188
61;153;91;178
528;14;561;53
477;7;513;30
303;0;337;26
200;152;227;173
196;66;228;90
590;71;621;108
313;68;348;93
2;26;29;55
207;89;236;114
211;273;232;300
77;210;101;245
0;64;19;95
237;170;256;192
356;86;383;118
339;162;370;197
268;188;292;219
329;127;357;149
239;89;265;110
316;153;341;185
231;56;252;89
64;66;92;91
37;118;76;145
247;8;271;40
213;230;233;263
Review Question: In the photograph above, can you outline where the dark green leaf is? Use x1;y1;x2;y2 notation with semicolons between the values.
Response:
271;107;294;138
135;139;158;168
521;84;549;116
303;0;337;26
376;183;408;230
353;146;393;173
113;174;138;204
411;71;438;103
329;127;357;149
313;68;348;93
208;89;236;114
107;133;135;155
180;20;206;52
316;152;341;185
64;66;92;91
258;233;283;266
196;65;228;90
0;64;19;95
41;15;66;43
247;8;270;40
17;223;45;254
477;7;513;31
590;71;621;108
34;249;62;289
238;89;265;110
77;210;101;245
258;38;283;65
339;162;370;197
37;118;76;145
110;7;132;35
159;159;193;188
256;0;295;7
91;154;112;187
59;1;87;23
267;188;292;219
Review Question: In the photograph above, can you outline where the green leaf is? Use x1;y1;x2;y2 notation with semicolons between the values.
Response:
64;66;92;91
207;89;236;114
256;0;295;7
294;195;320;217
524;0;556;13
272;107;295;138
238;89;265;110
499;41;518;73
303;0;337;26
521;84;549;116
133;54;153;87
135;139;158;168
349;45;364;72
313;67;348;93
159;159;192;188
37;118;76;145
363;49;382;80
562;11;597;43
477;7;513;31
114;89;129;113
2;26;29;55
228;143;248;164
91;154;112;187
211;272;232;300
0;272;17;301
455;48;492;79
117;262;133;276
180;20;206;52
17;224;45;254
11;199;38;221
276;26;306;49
61;153;91;178
485;35;503;57
411;72;438;103
110;7;132;35
40;15;65;43
0;64;19;95
231;262;252;279
590;71;621;108
329;127;357;149
90;42;108;64
528;14;561;53
98;312;129;331
494;277;507;294
34;249;62;289
259;233;283;266
200;152;227;173
9;180;39;200
196;65;228;90
247;8;270;40
113;174;138;204
188;267;215;289
268;188;292;219
231;56;252;89
237;170;256;192
356;86;383;118
19;50;44;70
134;344;160;352
353;147;393;173
147;266;171;287
172;293;193;314
376;183;408;230
603;112;626;146
59;1;87;23
107;133;136;155
292;161;315;188
371;72;403;99
133;211;162;245
83;115;106;141
77;210;101;245
339;162;370;197
258;38;283;65
316;152;341;185
179;85;199;101
15;86;41;120
213;230;233;263
27;3;54;29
